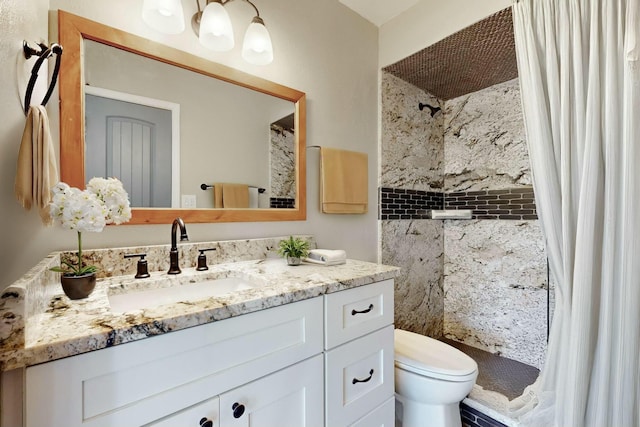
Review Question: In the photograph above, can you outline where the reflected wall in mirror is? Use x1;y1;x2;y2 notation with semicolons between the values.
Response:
58;10;306;224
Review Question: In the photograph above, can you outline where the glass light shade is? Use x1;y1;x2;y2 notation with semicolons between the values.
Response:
242;18;273;65
199;1;234;52
142;0;185;34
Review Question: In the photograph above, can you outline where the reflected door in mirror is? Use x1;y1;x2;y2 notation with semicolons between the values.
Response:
85;93;175;207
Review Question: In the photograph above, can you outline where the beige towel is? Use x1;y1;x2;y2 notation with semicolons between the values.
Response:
320;147;368;214
15;105;58;224
213;183;224;208
213;183;249;208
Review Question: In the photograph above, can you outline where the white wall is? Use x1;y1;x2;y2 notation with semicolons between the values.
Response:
0;0;48;422
0;0;379;290
379;0;511;67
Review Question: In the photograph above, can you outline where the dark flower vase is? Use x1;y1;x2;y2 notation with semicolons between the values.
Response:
61;272;97;300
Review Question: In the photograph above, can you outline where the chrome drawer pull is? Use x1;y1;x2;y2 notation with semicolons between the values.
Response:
352;369;374;384
351;304;374;316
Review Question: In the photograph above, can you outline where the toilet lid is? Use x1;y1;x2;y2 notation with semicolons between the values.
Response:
394;329;478;378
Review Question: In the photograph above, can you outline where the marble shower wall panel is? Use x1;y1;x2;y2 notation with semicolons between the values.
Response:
381;220;444;338
380;72;444;191
444;220;547;368
444;78;530;192
269;125;295;199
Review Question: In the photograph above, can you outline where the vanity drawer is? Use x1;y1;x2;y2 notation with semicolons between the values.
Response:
325;325;394;427
350;397;395;427
324;279;394;349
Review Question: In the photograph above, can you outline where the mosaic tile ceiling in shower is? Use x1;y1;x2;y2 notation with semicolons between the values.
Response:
383;7;517;100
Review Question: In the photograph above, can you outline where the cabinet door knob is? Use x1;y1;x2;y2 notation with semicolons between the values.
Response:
351;304;374;316
232;402;246;418
352;368;375;384
199;417;214;427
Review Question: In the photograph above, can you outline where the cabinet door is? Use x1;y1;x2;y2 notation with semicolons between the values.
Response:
219;355;324;427
145;396;219;427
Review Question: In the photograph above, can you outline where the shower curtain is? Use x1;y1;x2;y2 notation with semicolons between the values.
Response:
511;0;640;426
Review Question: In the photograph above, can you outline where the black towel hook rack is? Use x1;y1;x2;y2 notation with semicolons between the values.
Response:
22;41;63;115
200;183;266;193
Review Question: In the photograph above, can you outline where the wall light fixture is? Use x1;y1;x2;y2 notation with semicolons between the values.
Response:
142;0;274;65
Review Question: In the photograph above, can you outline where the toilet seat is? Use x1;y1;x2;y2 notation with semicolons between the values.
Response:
395;329;478;382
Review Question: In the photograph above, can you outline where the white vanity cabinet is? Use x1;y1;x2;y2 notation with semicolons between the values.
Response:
324;279;395;427
24;279;395;427
25;298;324;427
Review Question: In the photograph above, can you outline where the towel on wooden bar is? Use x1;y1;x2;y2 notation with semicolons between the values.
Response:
15;105;58;224
320;147;367;214
214;183;249;208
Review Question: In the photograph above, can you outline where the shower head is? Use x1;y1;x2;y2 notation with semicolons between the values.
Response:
419;103;441;117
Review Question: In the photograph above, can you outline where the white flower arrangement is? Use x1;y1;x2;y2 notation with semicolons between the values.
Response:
50;178;131;276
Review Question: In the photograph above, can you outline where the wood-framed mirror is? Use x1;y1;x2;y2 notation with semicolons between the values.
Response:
58;10;306;225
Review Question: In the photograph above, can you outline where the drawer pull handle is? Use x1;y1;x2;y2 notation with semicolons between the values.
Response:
199;417;214;427
351;304;374;316
232;402;246;419
352;369;375;384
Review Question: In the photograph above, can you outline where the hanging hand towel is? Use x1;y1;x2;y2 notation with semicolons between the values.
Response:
223;183;249;208
213;182;224;208
320;147;368;214
15;105;58;225
214;183;250;208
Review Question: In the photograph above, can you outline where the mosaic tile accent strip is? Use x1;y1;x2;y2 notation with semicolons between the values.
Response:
444;187;537;220
443;338;539;401
379;186;536;220
383;8;516;101
379;187;444;220
270;197;295;209
461;403;508;427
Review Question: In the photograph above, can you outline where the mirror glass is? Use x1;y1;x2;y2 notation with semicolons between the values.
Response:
58;11;306;224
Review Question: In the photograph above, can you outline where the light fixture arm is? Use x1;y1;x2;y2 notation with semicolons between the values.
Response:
243;0;261;18
192;0;262;36
200;0;260;12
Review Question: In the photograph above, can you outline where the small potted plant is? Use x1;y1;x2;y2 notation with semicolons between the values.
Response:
277;236;310;266
49;177;131;299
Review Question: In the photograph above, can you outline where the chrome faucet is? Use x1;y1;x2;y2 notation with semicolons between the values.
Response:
168;217;189;274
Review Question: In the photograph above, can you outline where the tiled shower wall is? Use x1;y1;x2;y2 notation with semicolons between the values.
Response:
269;124;296;208
380;72;444;338
380;72;549;368
443;78;547;368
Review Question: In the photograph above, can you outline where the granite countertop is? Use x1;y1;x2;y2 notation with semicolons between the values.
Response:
0;256;399;372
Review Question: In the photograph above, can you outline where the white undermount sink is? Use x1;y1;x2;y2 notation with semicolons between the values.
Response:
108;276;261;312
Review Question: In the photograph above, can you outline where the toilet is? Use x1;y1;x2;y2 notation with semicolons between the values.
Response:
394;329;478;427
